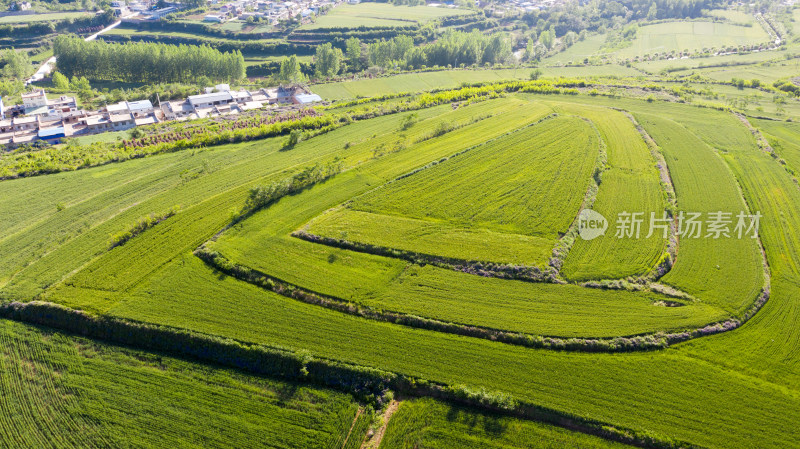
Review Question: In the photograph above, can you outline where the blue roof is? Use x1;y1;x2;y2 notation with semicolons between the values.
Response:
38;127;65;139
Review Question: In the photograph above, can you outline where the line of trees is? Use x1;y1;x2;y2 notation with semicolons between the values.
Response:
53;35;246;83
275;30;512;82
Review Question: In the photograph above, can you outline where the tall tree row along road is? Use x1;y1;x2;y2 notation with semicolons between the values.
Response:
25;16;131;85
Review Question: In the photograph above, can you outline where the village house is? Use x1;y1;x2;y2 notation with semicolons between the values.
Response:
8;1;32;11
2;85;320;148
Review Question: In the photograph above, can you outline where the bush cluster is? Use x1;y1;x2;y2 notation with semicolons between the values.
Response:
108;206;180;249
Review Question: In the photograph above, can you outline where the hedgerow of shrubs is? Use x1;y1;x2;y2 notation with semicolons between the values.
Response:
0;299;699;448
108;206;180;249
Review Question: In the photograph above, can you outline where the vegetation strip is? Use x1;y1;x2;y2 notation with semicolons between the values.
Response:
292;230;558;282
194;247;759;353
108;206;180;249
716;148;773;324
0;301;700;449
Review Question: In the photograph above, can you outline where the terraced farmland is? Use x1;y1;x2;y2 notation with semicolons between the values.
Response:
610;21;771;59
0;319;365;448
379;398;627;449
634;112;765;315
299;3;471;29
556;103;668;281
1;82;798;448
306;115;599;266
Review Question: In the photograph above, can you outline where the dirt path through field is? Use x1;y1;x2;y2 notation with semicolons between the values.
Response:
361;400;400;449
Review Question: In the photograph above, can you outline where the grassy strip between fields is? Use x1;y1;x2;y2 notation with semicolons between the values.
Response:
0;301;699;449
194;246;763;353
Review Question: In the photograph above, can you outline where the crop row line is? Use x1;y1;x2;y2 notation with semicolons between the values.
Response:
713;136;773;323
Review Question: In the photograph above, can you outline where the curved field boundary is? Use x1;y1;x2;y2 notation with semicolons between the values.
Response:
194;247;757;353
0;301;700;449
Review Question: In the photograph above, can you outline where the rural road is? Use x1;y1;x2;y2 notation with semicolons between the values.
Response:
25;17;126;85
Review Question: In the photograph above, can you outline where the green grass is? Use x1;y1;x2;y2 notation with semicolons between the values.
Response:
541;33;608;66
556;103;668;281
610;21;771;59
634;112;764;315
349;115;596;239
633;47;792;74
71;129;131;145
0;11;90;24
83;253;800;449
753;118;800;175
300;3;471;30
312;66;639;101
706;9;757;25
698;60;800;84
5;89;800;449
379;398;628;449
0;318;361;448
1;103;428;300
305;208;556;266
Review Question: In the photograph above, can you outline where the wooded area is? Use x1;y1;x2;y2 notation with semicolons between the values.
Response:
53;36;246;83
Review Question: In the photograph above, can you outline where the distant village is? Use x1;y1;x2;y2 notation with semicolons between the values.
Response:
199;0;340;25
109;0;348;24
0;85;321;148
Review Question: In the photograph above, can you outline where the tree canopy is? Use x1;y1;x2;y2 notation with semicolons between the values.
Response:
53;36;246;84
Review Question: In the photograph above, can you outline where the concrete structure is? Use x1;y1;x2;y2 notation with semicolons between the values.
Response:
85;115;113;133
110;113;136;131
295;93;323;104
21;90;48;113
105;99;154;117
188;91;235;109
38;126;66;144
146;6;177;19
161;100;195;120
47;95;79;118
